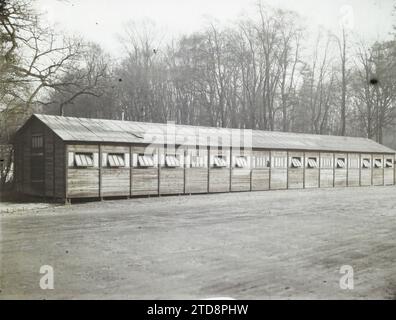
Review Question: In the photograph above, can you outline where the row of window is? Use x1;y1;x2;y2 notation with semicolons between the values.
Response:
68;152;395;169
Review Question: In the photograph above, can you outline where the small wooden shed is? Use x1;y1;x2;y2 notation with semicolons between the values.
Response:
12;114;396;202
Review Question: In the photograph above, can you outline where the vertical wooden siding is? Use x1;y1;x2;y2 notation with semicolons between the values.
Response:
185;147;208;194
305;152;319;188
251;150;270;191
231;148;251;192
288;151;304;189
101;145;130;197
159;146;185;194
270;151;287;190
209;148;230;193
131;145;159;196
334;153;347;187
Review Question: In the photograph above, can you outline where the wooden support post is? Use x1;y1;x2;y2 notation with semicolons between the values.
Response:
333;153;336;188
359;153;362;187
207;146;210;193
269;150;272;190
229;148;232;192
53;132;56;199
158;147;161;196
98;144;102;199
346;153;349;187
318;152;321;188
64;144;68;200
302;151;306;189
371;154;373;186
286;151;289;189
129;145;132;197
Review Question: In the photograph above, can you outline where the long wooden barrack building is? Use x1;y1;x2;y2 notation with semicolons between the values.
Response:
13;114;396;202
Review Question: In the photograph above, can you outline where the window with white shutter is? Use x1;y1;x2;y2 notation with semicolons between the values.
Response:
138;154;154;167
165;155;180;167
107;153;125;167
336;158;346;169
235;156;248;168
385;159;393;168
74;153;94;167
290;157;302;168
213;156;227;168
374;159;383;168
307;157;318;169
362;158;371;169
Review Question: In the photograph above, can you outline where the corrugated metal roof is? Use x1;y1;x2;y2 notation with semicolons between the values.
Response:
32;114;395;154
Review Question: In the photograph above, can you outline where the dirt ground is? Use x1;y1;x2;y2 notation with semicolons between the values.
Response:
1;186;396;299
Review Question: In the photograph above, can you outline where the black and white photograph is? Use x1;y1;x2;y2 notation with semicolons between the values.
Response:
1;0;396;304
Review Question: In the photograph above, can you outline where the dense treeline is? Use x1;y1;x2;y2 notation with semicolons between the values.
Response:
1;0;396;147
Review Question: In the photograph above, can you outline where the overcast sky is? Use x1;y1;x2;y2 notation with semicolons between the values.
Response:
36;0;395;57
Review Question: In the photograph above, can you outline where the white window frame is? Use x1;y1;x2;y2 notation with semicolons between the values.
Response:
165;154;180;168
306;157;318;169
138;154;155;167
374;159;383;168
252;155;270;168
290;157;302;168
213;155;227;168
106;153;125;167
385;158;393;168
362;158;371;169
320;157;333;169
235;156;248;168
336;158;346;169
74;153;94;168
272;156;286;168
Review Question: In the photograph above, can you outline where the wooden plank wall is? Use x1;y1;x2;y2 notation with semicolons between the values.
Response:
320;153;334;188
185;147;208;194
13;137;23;193
384;154;394;185
348;153;360;187
209;148;230;193
101;145;130;197
44;127;54;197
305;152;319;188
67;144;99;198
231;148;251;192
159;146;184;195
131;145;159;196
270;151;287;189
251;150;270;191
54;136;65;198
360;154;372;186
372;154;384;186
288;151;304;189
334;153;347;187
15;122;396;201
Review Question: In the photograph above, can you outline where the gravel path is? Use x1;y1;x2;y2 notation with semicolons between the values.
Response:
1;186;396;299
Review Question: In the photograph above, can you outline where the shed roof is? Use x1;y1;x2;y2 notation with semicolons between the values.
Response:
31;114;395;154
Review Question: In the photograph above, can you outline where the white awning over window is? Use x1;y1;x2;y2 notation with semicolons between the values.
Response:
291;157;302;168
307;158;318;168
75;153;93;167
165;155;180;167
235;156;248;168
138;155;154;167
108;154;125;167
385;159;393;168
213;156;227;167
